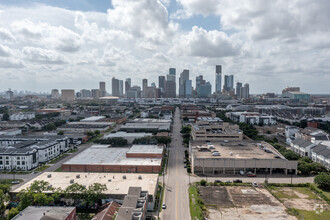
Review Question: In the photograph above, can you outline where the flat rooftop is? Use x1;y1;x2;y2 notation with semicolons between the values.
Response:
63;145;162;166
127;144;164;154
104;132;152;138
12;206;75;220
192;141;284;160
81;116;106;121
13;172;158;196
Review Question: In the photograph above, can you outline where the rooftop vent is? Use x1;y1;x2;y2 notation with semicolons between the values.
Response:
76;174;80;178
108;179;112;182
70;179;74;184
138;175;142;180
123;175;126;179
47;174;52;178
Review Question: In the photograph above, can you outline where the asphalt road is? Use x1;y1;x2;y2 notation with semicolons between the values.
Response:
161;107;191;220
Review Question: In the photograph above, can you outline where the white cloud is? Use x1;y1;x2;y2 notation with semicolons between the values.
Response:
0;57;25;68
170;26;241;58
22;47;67;64
0;44;13;57
107;0;178;44
0;27;15;41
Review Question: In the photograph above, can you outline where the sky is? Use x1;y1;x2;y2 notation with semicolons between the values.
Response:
0;0;329;94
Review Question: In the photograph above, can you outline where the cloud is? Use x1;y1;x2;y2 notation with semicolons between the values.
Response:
0;57;25;68
170;26;241;58
0;44;13;57
22;47;67;64
107;0;177;44
0;27;15;41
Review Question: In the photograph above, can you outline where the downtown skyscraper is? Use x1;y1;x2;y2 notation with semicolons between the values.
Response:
215;65;222;93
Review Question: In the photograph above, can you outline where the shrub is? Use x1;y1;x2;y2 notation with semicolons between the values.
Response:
200;179;207;186
314;172;330;190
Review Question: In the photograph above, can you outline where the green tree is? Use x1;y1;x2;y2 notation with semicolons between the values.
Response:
180;126;191;134
282;151;300;160
7;208;19;220
64;183;86;200
57;131;64;135
298;161;311;176
44;123;56;131
0;190;9;219
94;130;101;135
310;162;327;174
33;193;54;206
200;179;207;186
154;136;172;146
314;172;330;190
2;113;9;121
84;183;107;207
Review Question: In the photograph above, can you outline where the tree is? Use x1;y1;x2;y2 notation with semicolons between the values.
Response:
0;190;9;219
298;161;311;176
314;172;330;190
310;162;327;174
64;183;86;201
44;123;56;131
84;183;107;207
180;126;191;134
282;151;300;160
154;136;172;146
33;193;54;206
2;113;9;121
7;208;19;220
57;131;64;135
200;179;207;186
94;130;101;135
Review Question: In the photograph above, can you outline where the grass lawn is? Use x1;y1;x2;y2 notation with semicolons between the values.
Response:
289;209;330;220
68;148;78;153
311;184;330;200
189;184;204;220
48;154;69;164
34;165;50;172
54;167;62;172
269;186;319;200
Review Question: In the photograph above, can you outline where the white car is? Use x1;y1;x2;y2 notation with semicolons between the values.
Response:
162;203;166;209
252;182;258;187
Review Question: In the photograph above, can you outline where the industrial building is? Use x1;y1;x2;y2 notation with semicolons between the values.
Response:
12;206;76;220
12;172;159;210
120;119;171;132
57;121;115;132
189;141;298;175
191;121;243;141
62;145;164;173
104;132;153;144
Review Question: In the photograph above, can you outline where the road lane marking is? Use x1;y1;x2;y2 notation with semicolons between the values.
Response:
176;147;179;220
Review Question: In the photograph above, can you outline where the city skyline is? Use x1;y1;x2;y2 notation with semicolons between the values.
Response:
0;1;329;94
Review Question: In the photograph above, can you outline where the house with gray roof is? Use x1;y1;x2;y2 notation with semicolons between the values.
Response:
290;138;316;157
311;144;330;169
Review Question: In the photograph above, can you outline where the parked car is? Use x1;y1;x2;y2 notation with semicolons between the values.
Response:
247;173;257;177
11;180;20;184
239;170;244;175
252;182;258;187
233;179;242;183
162;203;166;209
184;165;187;168
214;180;222;183
225;180;231;183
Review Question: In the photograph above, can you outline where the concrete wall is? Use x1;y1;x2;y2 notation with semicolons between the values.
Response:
61;164;161;173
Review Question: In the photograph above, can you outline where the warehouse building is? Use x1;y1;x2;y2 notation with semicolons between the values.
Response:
12;172;158;210
120;119;171;132
62;145;164;173
12;206;76;220
189;141;298;175
104;132;153;144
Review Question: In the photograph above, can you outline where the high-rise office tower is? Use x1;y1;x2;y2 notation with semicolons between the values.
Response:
91;89;101;98
119;80;123;97
80;89;91;98
61;89;75;101
99;81;106;97
185;80;192;98
169;68;176;75
236;82;242;98
179;69;189;98
151;82;156;87
197;82;212;98
51;89;60;99
196;75;205;88
5;90;14;100
240;83;250;98
112;77;120;97
215;65;222;93
159;76;165;90
125;78;131;94
224;75;234;92
142;79;148;97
